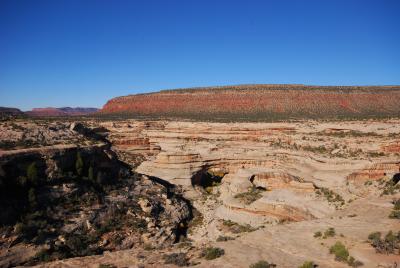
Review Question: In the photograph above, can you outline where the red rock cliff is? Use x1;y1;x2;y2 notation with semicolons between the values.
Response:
100;84;400;120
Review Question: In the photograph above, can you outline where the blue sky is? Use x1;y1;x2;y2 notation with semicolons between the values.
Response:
0;0;399;110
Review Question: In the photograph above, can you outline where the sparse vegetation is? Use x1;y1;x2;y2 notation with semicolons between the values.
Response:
329;241;349;262
234;186;265;205
222;220;257;233
318;130;380;138
201;247;225;260
27;162;39;184
303;145;329;154
329;241;363;266
298;261;316;268
33;249;52;262
249;260;276;268
389;199;400;219
382;180;400;195
98;264;117;268
217;235;234;242
316;187;345;207
76;152;84;176
347;256;363;267
368;230;400;254
323;227;336;238
163;252;189;266
314;231;322;238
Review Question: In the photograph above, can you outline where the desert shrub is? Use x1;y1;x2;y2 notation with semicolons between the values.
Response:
143;243;154;251
163;252;189;266
249;260;276;268
347;256;363;267
389;199;400;219
222;220;257;233
314;231;322;238
63;233;99;257
98;264;117;268
27;162;38;184
17;176;28;187
33;249;51;262
216;235;234;242
303;145;328;154
14;222;29;236
28;188;37;208
329;241;349;262
381;180;400;195
389;210;400;219
201;247;225;260
188;209;203;232
368;230;400;254
393;199;400;210
75;152;84;176
88;166;94;181
298;261;316;268
316;187;345;207
323;227;336;238
15;215;49;242
234;186;264;205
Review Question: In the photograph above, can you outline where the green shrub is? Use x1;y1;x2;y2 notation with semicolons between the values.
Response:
27;162;38;184
329;241;349;262
368;232;381;244
98;264;117;268
249;260;276;268
316;187;345;207
201;247;225;260
163;252;189;266
88;166;94;181
34;249;51;262
216;235;234;242
389;199;400;219
347;256;363;267
369;230;400;254
323;227;336;238
234;186;264;205
75;152;84;176
28;188;37;208
314;231;322;238
393;199;400;210
14;222;26;235
222;220;257;233
298;261;316;268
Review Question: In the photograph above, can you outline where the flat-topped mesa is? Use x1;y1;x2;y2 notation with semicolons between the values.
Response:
100;84;400;120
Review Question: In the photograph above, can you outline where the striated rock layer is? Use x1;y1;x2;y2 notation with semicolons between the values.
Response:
100;84;400;120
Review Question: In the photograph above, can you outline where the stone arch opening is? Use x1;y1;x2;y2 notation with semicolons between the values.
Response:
392;173;400;185
191;167;226;188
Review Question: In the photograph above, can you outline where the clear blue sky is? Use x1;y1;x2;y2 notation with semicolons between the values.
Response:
0;0;399;111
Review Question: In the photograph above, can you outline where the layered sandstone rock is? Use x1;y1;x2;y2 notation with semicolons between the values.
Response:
100;85;400;120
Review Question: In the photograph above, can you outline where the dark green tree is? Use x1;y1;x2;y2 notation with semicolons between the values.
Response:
88;165;94;181
28;187;37;208
27;162;38;184
75;152;84;176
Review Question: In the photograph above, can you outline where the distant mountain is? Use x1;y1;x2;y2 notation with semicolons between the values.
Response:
99;84;400;120
27;107;99;117
0;107;25;119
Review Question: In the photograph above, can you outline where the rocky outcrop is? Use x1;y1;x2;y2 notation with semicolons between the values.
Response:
0;122;191;268
347;162;400;183
100;84;400;120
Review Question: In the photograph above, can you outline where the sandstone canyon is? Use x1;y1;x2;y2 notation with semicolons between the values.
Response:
0;86;399;268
